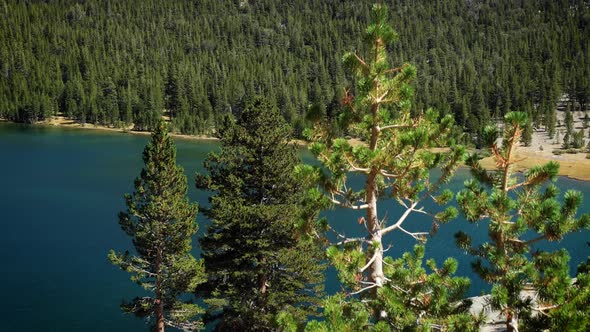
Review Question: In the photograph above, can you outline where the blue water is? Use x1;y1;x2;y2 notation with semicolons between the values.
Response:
1;122;589;331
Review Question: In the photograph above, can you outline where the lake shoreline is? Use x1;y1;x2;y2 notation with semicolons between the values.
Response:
0;116;220;142
2;116;589;181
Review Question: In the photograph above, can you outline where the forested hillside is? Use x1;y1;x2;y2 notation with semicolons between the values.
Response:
1;0;588;139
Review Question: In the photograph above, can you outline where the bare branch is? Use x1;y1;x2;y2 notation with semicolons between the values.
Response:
359;250;380;273
412;206;429;216
349;283;379;296
335;237;368;246
330;225;368;246
380;202;419;235
329;195;369;210
383;66;404;74
509;235;547;246
532;304;560;316
121;262;158;277
353;53;369;70
380;123;418;131
343;155;370;173
398;226;429;241
390;283;410;294
380;169;398;178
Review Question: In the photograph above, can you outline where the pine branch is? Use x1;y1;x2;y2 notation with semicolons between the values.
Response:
380;201;419;235
398;226;429;242
343;154;370;173
353;53;368;71
349;282;379;296
329;194;369;210
359;250;380;273
379;123;418;131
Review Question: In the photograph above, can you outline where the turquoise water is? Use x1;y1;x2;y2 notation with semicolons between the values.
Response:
1;122;589;331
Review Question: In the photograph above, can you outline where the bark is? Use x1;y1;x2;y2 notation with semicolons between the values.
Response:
155;248;165;332
367;104;384;286
259;273;267;295
507;312;518;332
366;170;384;286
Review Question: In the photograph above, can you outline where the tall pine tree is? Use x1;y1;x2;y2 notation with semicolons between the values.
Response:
456;112;590;331
109;122;205;332
300;4;476;330
196;96;325;331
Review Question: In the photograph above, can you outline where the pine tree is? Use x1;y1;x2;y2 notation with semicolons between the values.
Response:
573;129;586;149
109;122;205;332
521;115;533;147
523;250;590;330
196;96;325;331
300;3;475;330
456;112;590;331
563;103;574;148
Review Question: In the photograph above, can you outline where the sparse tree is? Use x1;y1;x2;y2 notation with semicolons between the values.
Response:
521;115;533;147
573;129;586;149
300;4;475;330
456;112;590;331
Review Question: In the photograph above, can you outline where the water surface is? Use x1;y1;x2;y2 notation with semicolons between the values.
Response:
1;122;588;331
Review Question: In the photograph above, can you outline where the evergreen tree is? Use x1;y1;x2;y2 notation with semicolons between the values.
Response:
456;112;590;331
523;250;590;330
573;129;586;149
196;96;325;331
521;113;533;147
109;122;205;332
563;103;574;148
300;4;475;330
3;0;589;138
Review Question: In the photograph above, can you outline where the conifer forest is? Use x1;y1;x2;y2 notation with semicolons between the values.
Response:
3;0;590;331
1;0;589;138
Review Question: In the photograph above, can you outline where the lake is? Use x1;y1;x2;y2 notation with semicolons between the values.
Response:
1;122;589;331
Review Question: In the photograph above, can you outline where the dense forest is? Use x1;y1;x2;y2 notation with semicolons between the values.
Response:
1;0;589;139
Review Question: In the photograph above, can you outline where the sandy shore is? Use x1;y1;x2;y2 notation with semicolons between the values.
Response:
26;116;219;142
2;116;589;181
478;110;590;181
478;145;590;182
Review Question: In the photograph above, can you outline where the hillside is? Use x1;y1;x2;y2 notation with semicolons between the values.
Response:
0;0;589;140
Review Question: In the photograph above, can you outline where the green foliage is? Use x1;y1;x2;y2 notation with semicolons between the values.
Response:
1;1;589;139
300;3;476;330
304;245;480;332
521;251;590;331
196;97;325;331
109;122;205;331
456;111;590;331
304;294;372;332
521;115;533;147
573;129;586;149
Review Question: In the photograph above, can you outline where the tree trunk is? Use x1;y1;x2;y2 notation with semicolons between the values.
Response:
155;298;165;332
366;171;384;286
507;312;518;332
155;248;165;332
367;105;384;286
259;272;268;294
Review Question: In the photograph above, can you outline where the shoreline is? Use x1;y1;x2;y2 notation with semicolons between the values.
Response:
2;116;589;181
0;116;219;142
